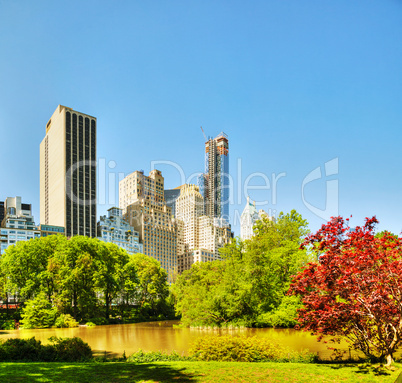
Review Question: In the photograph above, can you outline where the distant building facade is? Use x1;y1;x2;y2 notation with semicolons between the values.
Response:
240;197;274;240
175;184;232;274
40;105;97;238
164;187;183;217
97;207;142;254
199;132;229;222
121;170;179;282
40;224;65;237
119;169;164;214
0;197;41;255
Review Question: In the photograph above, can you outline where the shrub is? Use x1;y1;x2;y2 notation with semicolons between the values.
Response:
127;349;191;363
48;336;93;361
86;322;96;327
189;335;317;363
20;293;57;329
0;337;93;362
0;338;53;362
88;317;108;325
0;320;15;330
55;314;79;328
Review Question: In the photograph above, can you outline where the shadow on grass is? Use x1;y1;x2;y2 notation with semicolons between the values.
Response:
328;363;392;377
0;362;198;383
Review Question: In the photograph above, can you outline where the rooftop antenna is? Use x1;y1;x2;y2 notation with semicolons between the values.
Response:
200;126;207;142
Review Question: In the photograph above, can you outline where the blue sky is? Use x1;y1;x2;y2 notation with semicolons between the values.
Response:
0;0;401;236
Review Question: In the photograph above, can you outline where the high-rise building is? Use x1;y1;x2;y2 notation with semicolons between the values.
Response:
97;207;143;254
119;169;164;214
0;201;4;226
199;132;229;222
175;184;203;250
120;170;179;283
0;197;41;255
164;186;184;218
240;197;274;240
40;105;97;237
175;184;232;274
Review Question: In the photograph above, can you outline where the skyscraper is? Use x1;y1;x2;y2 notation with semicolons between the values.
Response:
40;105;97;237
199;132;229;221
120;169;179;283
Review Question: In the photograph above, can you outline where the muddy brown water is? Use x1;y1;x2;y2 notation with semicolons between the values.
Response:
0;320;357;359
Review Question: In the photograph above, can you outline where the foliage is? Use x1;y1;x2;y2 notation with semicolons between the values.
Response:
173;210;312;327
0;319;15;330
0;337;92;362
127;349;191;362
290;216;402;367
88;317;109;325
48;337;93;361
54;314;79;328
256;296;302;328
189;335;317;362
86;321;96;327
0;235;172;326
20;292;57;329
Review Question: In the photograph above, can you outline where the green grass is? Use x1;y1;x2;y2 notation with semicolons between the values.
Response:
0;361;400;383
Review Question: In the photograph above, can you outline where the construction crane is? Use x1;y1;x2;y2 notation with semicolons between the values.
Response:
200;126;207;142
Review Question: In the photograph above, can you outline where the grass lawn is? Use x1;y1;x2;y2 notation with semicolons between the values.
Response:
0;361;400;383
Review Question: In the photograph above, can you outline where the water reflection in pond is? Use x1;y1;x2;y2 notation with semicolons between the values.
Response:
0;320;354;359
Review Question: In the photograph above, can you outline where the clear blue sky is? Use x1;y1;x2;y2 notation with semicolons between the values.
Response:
0;0;401;236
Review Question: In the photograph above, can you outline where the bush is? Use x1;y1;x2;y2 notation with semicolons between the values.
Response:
189;335;317;363
49;337;93;361
55;314;79;328
0;338;53;362
0;337;93;362
88;317;108;325
20;293;57;329
127;349;191;363
86;321;96;327
0;320;15;330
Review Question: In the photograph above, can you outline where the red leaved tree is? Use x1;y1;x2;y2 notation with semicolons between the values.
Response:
289;216;402;366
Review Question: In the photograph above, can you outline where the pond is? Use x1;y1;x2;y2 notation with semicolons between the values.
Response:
0;320;355;359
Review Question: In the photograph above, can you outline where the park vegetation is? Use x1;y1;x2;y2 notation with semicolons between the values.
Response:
0;235;174;328
290;216;402;367
173;210;314;327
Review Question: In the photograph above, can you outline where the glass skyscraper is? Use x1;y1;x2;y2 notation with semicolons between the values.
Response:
199;132;229;222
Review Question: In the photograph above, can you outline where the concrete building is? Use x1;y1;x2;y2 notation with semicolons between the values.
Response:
240;197;274;240
119;169;164;214
175;184;204;250
199;132;229;222
97;207;143;254
121;170;179;283
0;197;41;255
40;105;97;238
175;184;232;274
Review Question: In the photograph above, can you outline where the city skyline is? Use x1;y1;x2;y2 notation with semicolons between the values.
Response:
1;1;401;236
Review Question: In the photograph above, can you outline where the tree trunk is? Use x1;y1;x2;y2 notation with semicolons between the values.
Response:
386;353;394;368
105;291;110;320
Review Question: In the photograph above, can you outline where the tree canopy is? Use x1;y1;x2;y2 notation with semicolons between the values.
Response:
290;216;402;367
0;235;172;325
173;210;312;327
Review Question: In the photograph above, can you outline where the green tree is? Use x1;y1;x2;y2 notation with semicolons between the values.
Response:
52;236;99;320
94;243;130;319
20;292;58;329
174;210;312;327
130;253;169;316
0;235;66;302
